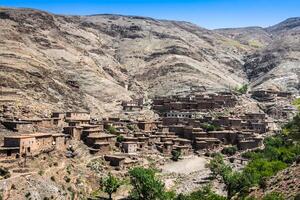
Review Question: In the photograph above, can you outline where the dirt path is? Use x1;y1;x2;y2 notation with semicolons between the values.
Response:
161;156;208;174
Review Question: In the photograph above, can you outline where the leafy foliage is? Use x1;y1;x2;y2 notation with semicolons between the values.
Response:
235;84;248;94
201;123;220;132
101;173;122;200
129;167;175;200
221;146;238;156
106;125;117;135
116;135;125;143
175;184;226;200
171;149;181;161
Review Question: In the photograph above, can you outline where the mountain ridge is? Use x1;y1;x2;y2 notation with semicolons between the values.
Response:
0;7;299;118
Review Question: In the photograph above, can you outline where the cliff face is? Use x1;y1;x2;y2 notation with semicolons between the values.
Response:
0;7;299;118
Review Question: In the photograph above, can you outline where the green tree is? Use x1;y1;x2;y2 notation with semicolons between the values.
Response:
171;149;181;161
101;173;122;200
129;167;174;200
175;184;226;200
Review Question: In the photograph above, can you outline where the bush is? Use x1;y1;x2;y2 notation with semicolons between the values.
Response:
107;125;117;135
262;192;284;200
171;149;181;161
127;124;135;131
201;123;220;132
129;167;174;200
221;146;238;156
235;84;248;94
175;184;226;200
101;173;122;200
116;135;124;143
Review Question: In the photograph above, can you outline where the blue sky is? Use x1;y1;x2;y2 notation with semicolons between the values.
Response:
1;0;299;29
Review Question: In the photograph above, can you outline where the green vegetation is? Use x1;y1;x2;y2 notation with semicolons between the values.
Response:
282;113;300;140
171;149;181;161
101;173;122;200
106;125;117;135
209;120;300;199
245;192;285;200
129;167;175;200
127;124;135;131
292;98;300;110
221;146;238;156
175;184;226;200
116;135;125;143
201;123;220;132
235;84;248;94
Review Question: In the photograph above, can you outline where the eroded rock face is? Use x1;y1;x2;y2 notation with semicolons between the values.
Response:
0;8;299;118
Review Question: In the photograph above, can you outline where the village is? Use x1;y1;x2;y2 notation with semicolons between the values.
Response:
0;89;297;198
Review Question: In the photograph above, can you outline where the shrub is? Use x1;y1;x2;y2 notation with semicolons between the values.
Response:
116;135;125;143
235;84;248;94
101;173;122;200
175;184;226;200
171;149;181;161
129;167;174;200
221;146;238;156
262;192;284;200
107;125;117;135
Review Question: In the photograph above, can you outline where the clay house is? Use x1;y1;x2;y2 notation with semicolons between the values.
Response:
52;133;67;150
137;121;156;132
237;136;263;150
51;112;66;127
0;133;54;158
194;137;221;150
89;142;110;155
173;145;191;156
63;126;83;140
166;111;196;119
85;133;116;148
1;120;34;132
122;142;138;153
65;111;90;124
121;100;143;111
104;155;125;167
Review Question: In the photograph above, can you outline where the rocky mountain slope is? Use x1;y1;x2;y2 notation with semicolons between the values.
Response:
217;18;300;93
0;7;299;118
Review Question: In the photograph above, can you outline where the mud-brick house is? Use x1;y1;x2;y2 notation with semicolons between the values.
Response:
104;155;125;167
51;112;66;127
137;121;156;132
65;111;90;124
0;133;54;158
173;145;191;156
63;126;83;140
89;142;110;154
85;133;116;147
1;120;34;132
194;137;221;150
52;133;67;150
122;142;138;153
237;137;263;150
23;118;53;130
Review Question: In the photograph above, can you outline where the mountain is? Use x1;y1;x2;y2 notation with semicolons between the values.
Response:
0;7;299;118
216;18;300;93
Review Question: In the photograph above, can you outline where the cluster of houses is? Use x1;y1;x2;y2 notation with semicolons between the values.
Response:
0;92;278;167
152;92;237;112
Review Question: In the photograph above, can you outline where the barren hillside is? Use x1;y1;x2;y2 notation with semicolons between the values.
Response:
0;7;299;118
